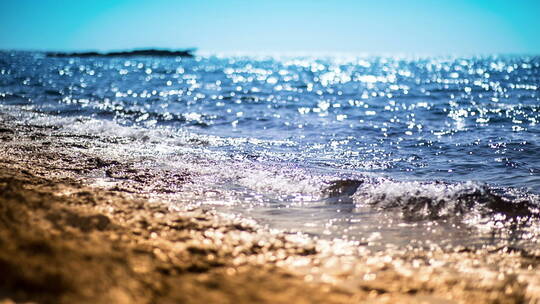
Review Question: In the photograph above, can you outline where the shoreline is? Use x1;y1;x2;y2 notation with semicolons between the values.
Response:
1;109;540;303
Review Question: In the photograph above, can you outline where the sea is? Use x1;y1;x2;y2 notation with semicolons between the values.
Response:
1;51;539;250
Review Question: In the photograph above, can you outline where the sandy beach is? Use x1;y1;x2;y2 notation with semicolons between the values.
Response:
1;109;540;304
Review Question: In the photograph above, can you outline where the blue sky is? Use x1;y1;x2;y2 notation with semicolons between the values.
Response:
1;0;539;54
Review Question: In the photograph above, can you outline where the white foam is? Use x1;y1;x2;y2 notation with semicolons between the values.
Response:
354;179;486;206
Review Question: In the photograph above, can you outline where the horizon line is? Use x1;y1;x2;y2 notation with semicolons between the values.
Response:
2;48;539;58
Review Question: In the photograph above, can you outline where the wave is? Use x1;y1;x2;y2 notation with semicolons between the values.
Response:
324;178;539;223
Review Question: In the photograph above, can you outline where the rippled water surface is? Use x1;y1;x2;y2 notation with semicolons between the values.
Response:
2;51;540;249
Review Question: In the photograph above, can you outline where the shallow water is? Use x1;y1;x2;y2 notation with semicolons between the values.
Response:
1;51;539;249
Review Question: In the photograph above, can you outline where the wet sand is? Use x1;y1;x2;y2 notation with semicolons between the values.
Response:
1;111;540;303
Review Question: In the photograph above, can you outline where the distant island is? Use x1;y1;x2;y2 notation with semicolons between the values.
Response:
46;48;195;58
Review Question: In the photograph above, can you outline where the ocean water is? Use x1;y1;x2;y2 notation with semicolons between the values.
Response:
1;51;540;249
